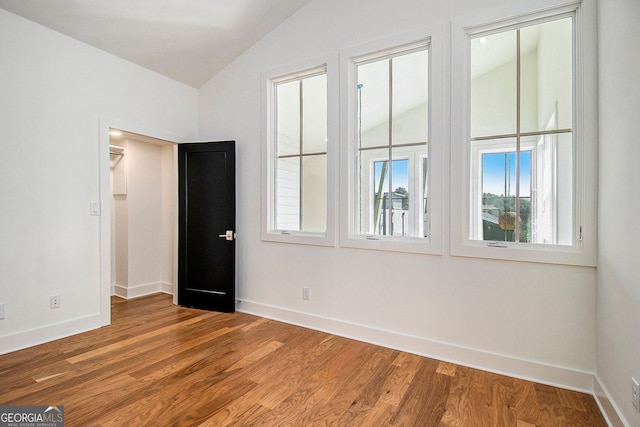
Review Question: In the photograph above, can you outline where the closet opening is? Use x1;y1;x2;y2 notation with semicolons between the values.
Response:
109;129;178;305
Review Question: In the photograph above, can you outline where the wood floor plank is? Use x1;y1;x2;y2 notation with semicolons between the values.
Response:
329;350;399;426
392;357;451;426
127;324;248;380
248;339;375;425
63;321;258;422
303;347;398;425
514;378;541;425
65;316;204;364
195;330;333;425
253;335;349;411
437;361;458;377
358;400;397;426
535;382;569;425
493;377;517;426
0;294;608;426
246;327;331;385
224;339;284;372
440;365;474;426
379;351;424;406
103;320;322;425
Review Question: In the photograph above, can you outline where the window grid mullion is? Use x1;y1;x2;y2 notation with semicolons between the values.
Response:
515;28;521;242
471;128;572;142
387;58;394;235
279;151;327;159
356;81;363;235
298;79;304;231
273;83;279;231
359;141;427;151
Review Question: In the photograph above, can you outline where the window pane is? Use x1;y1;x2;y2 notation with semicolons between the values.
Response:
276;157;300;231
357;60;390;149
392;50;428;145
389;158;410;236
356;147;384;234
422;157;428;238
520;17;573;133
530;131;573;245
301;154;327;232
480;149;531;242
470;31;517;137
276;81;300;156
371;159;390;235
371;158;410;236
554;132;573;245
302;74;327;154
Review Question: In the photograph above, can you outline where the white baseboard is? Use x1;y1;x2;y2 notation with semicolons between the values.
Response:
237;299;596;394
594;376;628;427
111;282;174;299
0;312;108;355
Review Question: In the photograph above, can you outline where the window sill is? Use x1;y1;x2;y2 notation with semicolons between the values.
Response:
340;234;441;256
450;240;596;267
262;230;335;247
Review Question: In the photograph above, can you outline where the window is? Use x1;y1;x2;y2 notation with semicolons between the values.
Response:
262;55;338;246
341;28;443;254
469;16;573;246
274;71;327;233
355;47;429;239
451;1;597;265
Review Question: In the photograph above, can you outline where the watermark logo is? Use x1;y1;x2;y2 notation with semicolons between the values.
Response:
0;406;64;427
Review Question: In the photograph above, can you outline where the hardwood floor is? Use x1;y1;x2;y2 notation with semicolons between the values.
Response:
0;294;606;426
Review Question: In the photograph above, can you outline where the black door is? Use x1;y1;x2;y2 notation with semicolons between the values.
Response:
178;141;235;312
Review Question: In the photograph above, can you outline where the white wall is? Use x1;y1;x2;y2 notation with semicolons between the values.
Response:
597;0;640;425
199;0;597;391
0;9;197;353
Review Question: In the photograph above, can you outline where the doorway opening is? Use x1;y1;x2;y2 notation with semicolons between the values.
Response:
108;129;178;306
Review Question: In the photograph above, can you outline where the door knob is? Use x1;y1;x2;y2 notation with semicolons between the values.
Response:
218;230;236;241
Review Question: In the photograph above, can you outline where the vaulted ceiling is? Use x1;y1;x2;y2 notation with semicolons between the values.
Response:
0;0;313;88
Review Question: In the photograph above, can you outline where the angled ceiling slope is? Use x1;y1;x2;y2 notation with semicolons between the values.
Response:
0;0;313;88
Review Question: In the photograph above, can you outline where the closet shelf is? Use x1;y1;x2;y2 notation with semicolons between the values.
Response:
110;145;125;156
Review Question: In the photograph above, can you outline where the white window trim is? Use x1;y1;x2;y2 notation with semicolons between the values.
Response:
450;0;597;266
339;25;444;255
261;53;339;247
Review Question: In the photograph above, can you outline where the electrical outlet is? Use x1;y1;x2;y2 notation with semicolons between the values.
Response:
302;287;310;300
632;377;640;411
50;295;61;309
0;303;4;319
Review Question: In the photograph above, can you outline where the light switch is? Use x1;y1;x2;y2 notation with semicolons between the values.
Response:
90;202;101;216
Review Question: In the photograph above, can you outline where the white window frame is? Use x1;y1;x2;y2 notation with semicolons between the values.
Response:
340;26;443;255
470;138;537;242
360;147;426;238
450;0;597;266
261;53;338;246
